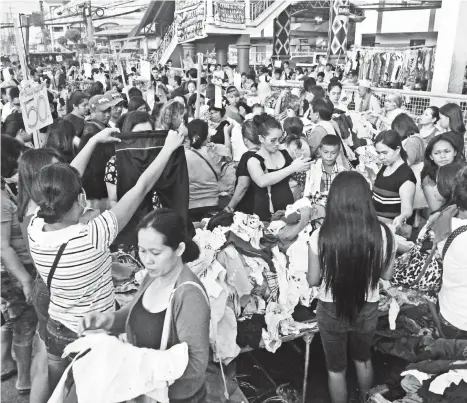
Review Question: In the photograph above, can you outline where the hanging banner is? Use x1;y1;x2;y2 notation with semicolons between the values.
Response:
19;84;53;134
175;0;202;12
140;60;152;81
176;3;206;43
214;1;245;24
94;73;107;91
83;62;92;78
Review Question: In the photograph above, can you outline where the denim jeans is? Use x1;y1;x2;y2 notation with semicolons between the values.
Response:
317;301;379;372
31;274;49;342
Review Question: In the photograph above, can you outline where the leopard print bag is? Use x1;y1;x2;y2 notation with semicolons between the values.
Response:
391;224;442;293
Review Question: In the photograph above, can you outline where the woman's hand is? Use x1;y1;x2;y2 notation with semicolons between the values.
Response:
163;129;185;153
291;157;312;173
94;128;121;144
78;312;114;336
393;215;406;231
223;122;233;137
21;279;33;304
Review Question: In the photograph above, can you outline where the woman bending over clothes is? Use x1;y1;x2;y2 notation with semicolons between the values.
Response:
307;171;395;403
80;208;210;403
27;127;184;394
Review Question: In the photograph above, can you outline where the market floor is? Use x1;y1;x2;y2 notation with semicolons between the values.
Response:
1;336;407;403
1;376;29;403
236;333;408;403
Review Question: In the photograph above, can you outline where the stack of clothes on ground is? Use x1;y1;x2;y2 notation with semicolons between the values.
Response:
371;281;467;402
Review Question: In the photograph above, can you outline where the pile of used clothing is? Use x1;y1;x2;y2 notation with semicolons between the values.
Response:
187;198;324;364
371;281;467;403
370;339;467;403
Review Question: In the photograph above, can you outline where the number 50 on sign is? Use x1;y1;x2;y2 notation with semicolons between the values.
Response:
19;84;53;134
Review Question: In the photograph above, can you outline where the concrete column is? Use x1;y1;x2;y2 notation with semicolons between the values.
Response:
206;0;214;23
236;34;250;74
216;42;229;65
181;42;196;60
245;0;251;25
431;0;467;94
272;6;291;62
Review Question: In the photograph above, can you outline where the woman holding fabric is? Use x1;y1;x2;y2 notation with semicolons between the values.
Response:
247;114;311;221
373;130;417;237
79;208;210;403
307;171;395;403
27;128;184;393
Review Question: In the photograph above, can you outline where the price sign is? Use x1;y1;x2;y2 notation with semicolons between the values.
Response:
56;55;63;62
19;84;53;135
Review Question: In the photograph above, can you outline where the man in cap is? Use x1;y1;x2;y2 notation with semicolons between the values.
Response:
104;90;125;128
355;79;382;118
79;94;119;208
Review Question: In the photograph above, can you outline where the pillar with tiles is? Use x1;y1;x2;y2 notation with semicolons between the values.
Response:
272;6;291;64
329;0;350;63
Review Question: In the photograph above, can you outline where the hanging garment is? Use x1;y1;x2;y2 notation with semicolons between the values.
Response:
114;132;191;246
198;259;240;365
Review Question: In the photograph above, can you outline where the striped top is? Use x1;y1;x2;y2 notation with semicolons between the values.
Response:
372;163;416;219
28;210;118;333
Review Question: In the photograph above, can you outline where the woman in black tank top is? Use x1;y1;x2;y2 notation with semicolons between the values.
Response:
247;114;311;221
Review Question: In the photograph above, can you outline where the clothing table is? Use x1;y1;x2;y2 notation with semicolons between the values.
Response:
239;319;319;403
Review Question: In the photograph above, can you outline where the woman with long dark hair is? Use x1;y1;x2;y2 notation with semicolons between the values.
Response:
307;171;395;403
438;103;466;151
421;132;465;212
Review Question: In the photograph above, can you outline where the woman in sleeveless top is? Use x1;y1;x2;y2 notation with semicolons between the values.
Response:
247;114;311;221
80;209;210;403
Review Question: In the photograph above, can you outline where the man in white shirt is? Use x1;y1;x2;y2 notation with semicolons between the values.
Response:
1;86;20;123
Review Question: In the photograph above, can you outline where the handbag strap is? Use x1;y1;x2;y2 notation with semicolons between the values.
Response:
47;242;68;290
159;281;209;352
442;225;467;260
410;245;438;287
190;149;219;181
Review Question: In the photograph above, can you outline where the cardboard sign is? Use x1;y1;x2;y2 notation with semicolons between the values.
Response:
3;68;12;82
83;63;92;78
19;84;53;134
94;73;107;91
234;73;242;90
140;60;151;81
214;84;223;108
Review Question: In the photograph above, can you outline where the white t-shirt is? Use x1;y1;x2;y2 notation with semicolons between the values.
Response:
28;210;119;333
439;217;467;331
230;120;248;162
309;226;393;302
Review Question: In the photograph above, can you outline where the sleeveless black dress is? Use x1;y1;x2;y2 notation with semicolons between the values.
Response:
250;149;294;221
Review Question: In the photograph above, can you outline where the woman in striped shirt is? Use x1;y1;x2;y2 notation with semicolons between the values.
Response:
27;128;185;394
373;130;416;237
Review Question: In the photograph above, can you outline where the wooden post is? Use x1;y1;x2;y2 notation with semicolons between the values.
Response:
195;53;203;119
13;15;29;81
